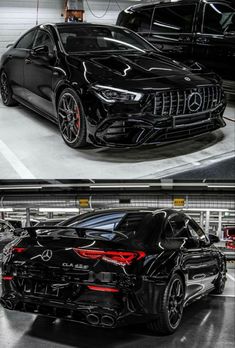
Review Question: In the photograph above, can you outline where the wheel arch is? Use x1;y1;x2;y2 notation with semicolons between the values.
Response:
172;269;186;293
54;83;83;110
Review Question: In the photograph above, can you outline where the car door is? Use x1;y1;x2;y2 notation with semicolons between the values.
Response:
23;28;57;117
4;29;36;99
187;219;220;293
194;1;235;81
148;2;198;61
162;213;204;300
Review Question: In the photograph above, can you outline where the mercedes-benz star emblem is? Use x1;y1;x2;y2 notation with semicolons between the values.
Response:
41;249;53;262
188;92;202;112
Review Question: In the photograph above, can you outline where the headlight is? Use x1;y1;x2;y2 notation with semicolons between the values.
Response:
93;85;143;103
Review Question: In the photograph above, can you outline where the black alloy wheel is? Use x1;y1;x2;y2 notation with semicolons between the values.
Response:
211;260;227;294
57;88;87;148
0;71;16;106
147;273;185;335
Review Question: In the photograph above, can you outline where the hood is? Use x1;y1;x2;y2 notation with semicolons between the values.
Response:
68;52;217;90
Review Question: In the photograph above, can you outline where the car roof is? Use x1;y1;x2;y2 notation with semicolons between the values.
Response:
124;0;233;11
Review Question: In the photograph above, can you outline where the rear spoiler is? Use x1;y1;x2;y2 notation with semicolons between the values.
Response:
14;226;128;239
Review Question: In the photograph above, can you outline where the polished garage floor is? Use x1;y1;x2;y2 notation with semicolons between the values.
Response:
0;264;234;348
0;98;234;179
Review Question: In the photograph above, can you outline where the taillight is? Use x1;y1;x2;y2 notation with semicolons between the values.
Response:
2;276;14;280
87;285;119;292
73;249;145;266
12;247;26;253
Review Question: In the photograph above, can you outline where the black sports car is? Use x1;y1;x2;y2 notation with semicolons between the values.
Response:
0;209;227;335
0;23;226;148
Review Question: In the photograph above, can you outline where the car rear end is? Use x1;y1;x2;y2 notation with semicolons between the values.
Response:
0;228;150;328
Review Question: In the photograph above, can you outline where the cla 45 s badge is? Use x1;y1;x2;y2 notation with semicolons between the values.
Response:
0;23;226;148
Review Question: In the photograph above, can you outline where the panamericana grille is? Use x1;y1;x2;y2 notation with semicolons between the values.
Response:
153;85;222;117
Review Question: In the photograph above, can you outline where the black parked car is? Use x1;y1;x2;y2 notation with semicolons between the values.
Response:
0;209;227;335
0;23;226;148
117;0;235;94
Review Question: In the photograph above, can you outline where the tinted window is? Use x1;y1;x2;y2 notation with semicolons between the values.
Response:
162;214;188;239
118;8;153;33
58;26;153;53
203;3;235;34
187;220;207;242
33;30;54;54
71;212;125;231
15;30;36;49
152;5;196;33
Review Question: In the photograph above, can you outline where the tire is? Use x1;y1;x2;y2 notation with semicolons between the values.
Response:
147;273;185;335
0;71;17;106
57;88;87;148
211;260;227;295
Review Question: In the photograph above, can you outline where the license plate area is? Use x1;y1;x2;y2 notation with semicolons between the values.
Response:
172;112;211;128
34;282;59;297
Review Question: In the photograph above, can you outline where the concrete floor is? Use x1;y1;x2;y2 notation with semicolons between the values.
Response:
0;264;234;348
0;98;234;179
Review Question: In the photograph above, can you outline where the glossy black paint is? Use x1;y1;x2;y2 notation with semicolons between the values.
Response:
117;0;235;95
0;209;226;331
0;23;226;148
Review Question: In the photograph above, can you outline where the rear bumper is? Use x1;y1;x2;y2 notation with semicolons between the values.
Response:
89;104;226;148
0;276;166;328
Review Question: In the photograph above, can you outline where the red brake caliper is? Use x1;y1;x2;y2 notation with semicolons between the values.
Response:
76;107;81;130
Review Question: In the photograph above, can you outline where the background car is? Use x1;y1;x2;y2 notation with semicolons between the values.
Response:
1;209;226;335
117;0;235;95
0;23;226;148
0;219;15;263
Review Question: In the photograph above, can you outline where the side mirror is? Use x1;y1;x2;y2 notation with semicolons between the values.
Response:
31;45;49;56
208;234;220;244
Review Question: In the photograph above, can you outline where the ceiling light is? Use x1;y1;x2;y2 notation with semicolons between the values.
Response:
39;208;79;213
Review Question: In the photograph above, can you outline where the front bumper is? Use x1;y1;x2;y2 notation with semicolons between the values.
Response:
88;103;226;148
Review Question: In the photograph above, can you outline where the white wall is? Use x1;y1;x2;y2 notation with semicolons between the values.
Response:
83;0;147;25
0;0;64;56
0;0;148;56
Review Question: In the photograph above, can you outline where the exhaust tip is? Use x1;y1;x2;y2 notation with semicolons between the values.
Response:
101;315;115;327
86;313;100;325
5;300;15;310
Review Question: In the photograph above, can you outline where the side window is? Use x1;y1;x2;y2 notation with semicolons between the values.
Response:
162;214;188;239
203;3;235;34
33;30;54;54
119;8;153;33
15;30;36;49
151;5;196;33
187;220;207;243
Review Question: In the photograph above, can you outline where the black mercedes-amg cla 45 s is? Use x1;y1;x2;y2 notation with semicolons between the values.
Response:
0;23;226;148
0;209;227;335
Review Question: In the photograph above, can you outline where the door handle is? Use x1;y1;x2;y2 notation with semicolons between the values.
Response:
8;55;13;59
25;58;31;64
178;36;191;43
196;37;209;44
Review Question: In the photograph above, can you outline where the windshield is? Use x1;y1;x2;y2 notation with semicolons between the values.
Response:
58;25;154;54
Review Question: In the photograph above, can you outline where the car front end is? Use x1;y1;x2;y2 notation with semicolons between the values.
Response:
84;77;226;148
